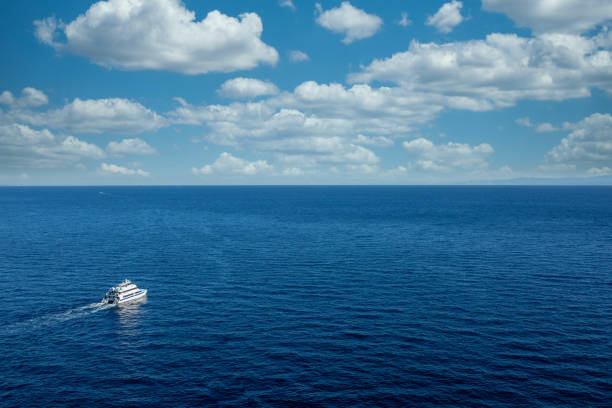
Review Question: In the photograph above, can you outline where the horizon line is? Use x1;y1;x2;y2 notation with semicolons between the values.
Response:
2;184;612;188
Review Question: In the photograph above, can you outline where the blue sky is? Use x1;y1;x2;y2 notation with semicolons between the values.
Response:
1;0;611;185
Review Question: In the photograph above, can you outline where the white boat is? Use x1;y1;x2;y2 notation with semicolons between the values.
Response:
101;279;147;305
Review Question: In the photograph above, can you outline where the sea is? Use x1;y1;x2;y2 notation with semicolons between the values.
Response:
0;186;610;407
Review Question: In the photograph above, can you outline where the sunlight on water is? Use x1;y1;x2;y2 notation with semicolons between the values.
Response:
116;298;147;330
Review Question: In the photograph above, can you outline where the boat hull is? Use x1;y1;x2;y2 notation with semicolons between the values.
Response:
117;289;147;305
102;289;147;305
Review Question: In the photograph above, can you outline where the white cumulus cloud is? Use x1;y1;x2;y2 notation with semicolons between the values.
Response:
7;98;166;134
0;87;49;108
261;136;380;166
218;78;279;99
587;166;612;176
0;124;104;168
547;113;612;164
482;0;612;34
168;80;441;169
281;167;303;176
0;124;54;146
315;1;383;44
403;137;494;171
60;135;106;159
107;138;156;156
349;33;612;109
0;91;14;105
192;152;273;176
353;134;393;147
426;1;464;34
288;81;441;127
34;0;278;74
535;122;559;132
100;163;150;177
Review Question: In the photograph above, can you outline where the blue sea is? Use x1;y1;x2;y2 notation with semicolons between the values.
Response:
1;186;610;407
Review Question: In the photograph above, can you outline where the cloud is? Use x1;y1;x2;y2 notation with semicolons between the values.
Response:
349;32;612;109
281;167;303;176
385;165;408;176
403;137;494;171
287;81;441;128
535;122;559;132
33;16;63;47
170;93;388;170
60;136;106;158
0;91;13;105
6;97;166;134
586;166;612;176
426;1;464;34
171;83;436;139
217;78;279;99
347;163;379;174
0;124;54;146
34;0;278;74
192;152;273;175
263;137;380;166
353;134;393;147
289;50;309;63
315;1;383;44
169;83;436;168
398;12;412;27
0;87;48;108
19;88;49;107
169;78;453;170
0;123;104;168
547;112;612;164
106;138;156;156
99;163;150;177
168;56;609;179
482;0;612;34
279;0;295;11
516;117;559;132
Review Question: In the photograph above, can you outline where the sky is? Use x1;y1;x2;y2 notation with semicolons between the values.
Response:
0;0;611;185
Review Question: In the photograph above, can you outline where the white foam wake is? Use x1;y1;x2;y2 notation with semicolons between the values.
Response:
1;302;114;335
51;302;113;322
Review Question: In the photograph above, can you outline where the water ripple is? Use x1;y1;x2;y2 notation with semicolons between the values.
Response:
1;186;611;407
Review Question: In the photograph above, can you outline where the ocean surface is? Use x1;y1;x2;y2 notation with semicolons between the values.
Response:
0;186;610;407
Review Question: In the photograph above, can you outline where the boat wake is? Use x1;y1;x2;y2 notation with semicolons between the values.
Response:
0;302;113;335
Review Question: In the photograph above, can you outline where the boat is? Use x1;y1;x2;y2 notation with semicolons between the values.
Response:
101;279;147;305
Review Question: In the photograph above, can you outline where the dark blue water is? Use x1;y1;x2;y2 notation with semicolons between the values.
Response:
1;186;610;407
